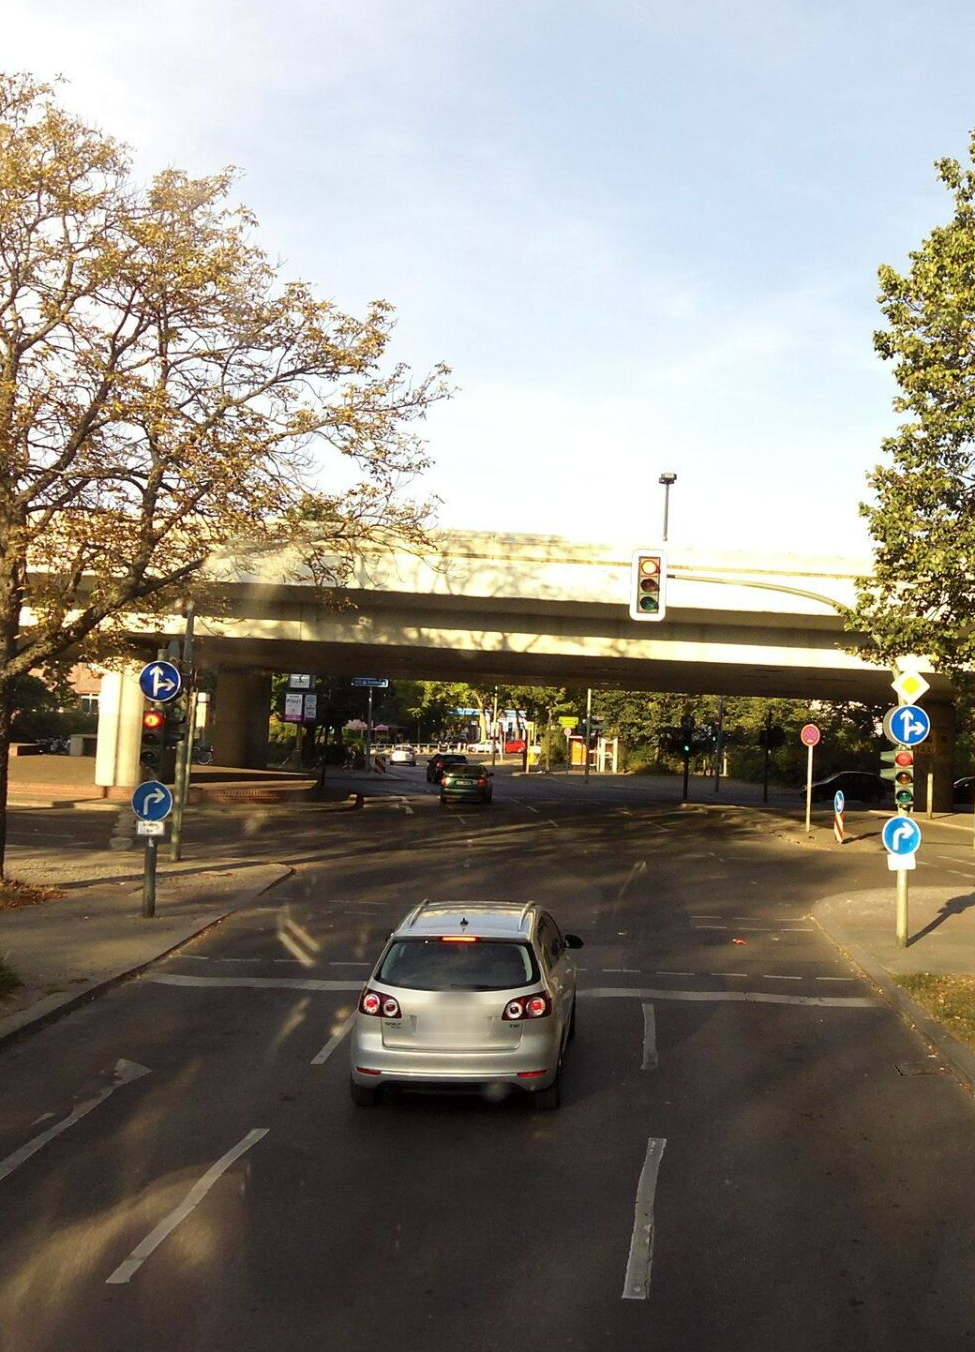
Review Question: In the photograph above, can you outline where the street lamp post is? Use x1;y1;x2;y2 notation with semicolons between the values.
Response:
658;471;677;543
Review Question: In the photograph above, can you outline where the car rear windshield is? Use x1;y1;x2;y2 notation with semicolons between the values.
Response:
377;939;538;990
446;766;485;778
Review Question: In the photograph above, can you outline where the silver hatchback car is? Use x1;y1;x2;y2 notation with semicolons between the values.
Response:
349;900;583;1109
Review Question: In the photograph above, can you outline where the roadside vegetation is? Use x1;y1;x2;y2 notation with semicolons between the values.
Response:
895;975;975;1057
0;955;21;1001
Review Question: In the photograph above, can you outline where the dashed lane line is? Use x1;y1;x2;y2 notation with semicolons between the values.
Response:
641;1004;658;1071
146;974;361;992
106;1128;269;1284
622;1138;667;1300
310;1014;355;1066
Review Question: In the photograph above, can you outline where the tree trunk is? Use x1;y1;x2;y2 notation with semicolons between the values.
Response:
0;681;11;880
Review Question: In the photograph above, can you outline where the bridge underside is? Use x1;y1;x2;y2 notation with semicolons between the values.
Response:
161;590;931;704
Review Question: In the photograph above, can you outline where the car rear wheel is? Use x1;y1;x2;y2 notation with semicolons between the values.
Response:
532;1058;562;1111
350;1077;382;1107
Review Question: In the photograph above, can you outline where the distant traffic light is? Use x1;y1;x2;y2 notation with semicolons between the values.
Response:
140;707;165;769
882;747;915;811
629;550;667;622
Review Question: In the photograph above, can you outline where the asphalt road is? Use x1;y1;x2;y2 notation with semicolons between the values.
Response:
2;770;975;1351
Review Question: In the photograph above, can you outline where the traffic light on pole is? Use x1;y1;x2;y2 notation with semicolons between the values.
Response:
629;550;667;622
881;747;915;811
140;706;165;770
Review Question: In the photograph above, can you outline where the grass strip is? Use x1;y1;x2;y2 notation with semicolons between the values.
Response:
0;955;23;1000
896;973;975;1056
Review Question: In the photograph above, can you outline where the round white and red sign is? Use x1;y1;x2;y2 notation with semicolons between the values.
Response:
800;723;821;747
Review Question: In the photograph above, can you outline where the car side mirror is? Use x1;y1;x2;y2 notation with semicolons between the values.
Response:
565;934;584;949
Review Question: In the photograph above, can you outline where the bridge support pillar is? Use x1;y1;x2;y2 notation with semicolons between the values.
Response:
94;663;145;793
212;669;271;769
915;698;956;814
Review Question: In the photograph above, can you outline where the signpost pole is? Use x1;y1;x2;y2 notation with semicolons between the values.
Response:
805;743;814;836
142;837;157;919
367;688;373;763
895;869;909;949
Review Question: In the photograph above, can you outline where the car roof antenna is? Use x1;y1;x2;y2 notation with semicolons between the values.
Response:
460;916;469;927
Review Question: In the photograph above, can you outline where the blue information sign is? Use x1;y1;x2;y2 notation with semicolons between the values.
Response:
881;816;922;856
131;781;174;822
833;790;845;815
884;704;931;747
138;661;182;703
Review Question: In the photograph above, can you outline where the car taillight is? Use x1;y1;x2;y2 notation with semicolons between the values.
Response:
359;988;402;1018
502;993;551;1021
476;778;487;786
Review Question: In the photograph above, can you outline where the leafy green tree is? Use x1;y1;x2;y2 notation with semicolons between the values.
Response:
0;74;449;874
850;131;975;677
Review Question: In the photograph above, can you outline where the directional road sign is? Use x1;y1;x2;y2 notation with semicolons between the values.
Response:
131;780;174;822
882;704;931;748
881;816;922;856
138;661;182;703
351;677;389;688
833;790;845;815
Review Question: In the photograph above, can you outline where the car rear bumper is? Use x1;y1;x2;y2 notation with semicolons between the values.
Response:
350;1022;559;1090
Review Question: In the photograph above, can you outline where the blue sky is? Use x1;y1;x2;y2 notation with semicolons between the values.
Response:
8;0;975;555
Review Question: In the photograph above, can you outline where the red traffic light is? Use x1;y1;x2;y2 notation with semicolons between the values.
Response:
142;709;164;732
894;749;913;767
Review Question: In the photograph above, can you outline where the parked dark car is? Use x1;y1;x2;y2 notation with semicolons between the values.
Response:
953;777;975;807
426;753;468;783
805;771;890;804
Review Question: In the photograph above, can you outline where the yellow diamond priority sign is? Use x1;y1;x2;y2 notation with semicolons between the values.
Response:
891;670;930;704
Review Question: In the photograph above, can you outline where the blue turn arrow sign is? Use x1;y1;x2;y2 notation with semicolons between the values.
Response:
138;661;182;703
131;781;174;822
881;816;922;856
883;704;931;747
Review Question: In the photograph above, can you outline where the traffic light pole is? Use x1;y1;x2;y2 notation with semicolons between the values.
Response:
584;688;592;782
170;604;194;862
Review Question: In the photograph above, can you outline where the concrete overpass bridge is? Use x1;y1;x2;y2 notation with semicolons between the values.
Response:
89;530;955;799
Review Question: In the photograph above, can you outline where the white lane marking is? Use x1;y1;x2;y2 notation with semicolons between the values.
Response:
106;1128;268;1284
762;974;802;981
146;974;361;992
216;958;261;964
622;1138;667;1300
729;926;769;932
617;860;647;902
546;819;560;829
0;1061;150;1186
525;805;540;814
605;968;641;974
779;927;814;933
399;797;414;816
181;956;209;962
690;916;722;920
328;961;371;967
273;959;303;965
710;972;748;978
641;1004;658;1070
817;976;855;982
580;987;876;1008
692;924;728;930
655;970;694;976
311;1014;355;1065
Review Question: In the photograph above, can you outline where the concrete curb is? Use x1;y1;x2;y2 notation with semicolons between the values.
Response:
0;865;293;1050
812;903;975;1096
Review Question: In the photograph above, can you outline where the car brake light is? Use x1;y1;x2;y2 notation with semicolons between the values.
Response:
476;778;487;786
358;988;402;1018
502;992;552;1021
440;936;478;943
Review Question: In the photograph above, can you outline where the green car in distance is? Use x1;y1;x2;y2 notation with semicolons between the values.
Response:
440;763;493;805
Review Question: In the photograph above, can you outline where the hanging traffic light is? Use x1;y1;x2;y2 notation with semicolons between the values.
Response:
140;707;165;769
629;550;667;622
881;747;915;811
